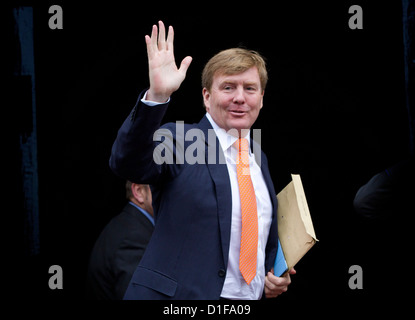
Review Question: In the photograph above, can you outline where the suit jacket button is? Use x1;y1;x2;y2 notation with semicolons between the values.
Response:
218;269;226;277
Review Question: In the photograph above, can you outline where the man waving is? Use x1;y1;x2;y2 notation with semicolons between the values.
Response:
110;21;295;300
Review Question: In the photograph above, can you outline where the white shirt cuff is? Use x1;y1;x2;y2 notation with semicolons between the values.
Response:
141;90;170;106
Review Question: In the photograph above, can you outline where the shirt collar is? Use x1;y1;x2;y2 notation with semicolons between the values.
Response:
205;112;251;153
128;201;155;226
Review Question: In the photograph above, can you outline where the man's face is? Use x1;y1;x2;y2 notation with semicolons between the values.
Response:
203;67;264;135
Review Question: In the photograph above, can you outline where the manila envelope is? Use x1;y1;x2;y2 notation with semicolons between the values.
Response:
276;174;318;273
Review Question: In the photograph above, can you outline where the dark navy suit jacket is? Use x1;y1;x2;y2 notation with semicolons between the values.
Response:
85;203;154;299
109;91;278;299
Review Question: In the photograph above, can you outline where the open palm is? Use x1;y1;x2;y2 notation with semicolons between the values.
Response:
145;21;192;102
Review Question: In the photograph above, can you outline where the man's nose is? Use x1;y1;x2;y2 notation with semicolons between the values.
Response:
232;87;245;104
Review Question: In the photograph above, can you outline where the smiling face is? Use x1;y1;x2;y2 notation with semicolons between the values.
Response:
203;67;264;135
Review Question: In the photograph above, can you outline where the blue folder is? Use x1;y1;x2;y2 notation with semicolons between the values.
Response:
274;239;288;277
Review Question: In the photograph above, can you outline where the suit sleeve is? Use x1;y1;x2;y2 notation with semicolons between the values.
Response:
109;90;170;184
353;157;415;218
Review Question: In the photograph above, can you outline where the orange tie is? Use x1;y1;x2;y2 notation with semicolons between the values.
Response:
235;138;258;285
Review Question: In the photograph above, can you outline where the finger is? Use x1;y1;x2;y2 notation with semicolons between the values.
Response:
145;24;157;58
166;25;174;51
179;56;192;75
267;271;290;287
283;272;292;286
150;24;158;50
264;283;280;298
265;275;277;292
265;275;286;297
158;20;166;50
266;272;286;289
145;35;153;57
289;268;297;275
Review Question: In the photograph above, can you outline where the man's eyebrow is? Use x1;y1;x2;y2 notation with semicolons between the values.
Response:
220;80;236;85
219;80;258;86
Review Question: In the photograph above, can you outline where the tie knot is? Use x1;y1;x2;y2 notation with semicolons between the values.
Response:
234;138;250;153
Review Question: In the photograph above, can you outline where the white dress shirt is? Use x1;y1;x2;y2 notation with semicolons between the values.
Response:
205;113;273;300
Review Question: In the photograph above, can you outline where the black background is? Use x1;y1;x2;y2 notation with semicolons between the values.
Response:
6;0;412;314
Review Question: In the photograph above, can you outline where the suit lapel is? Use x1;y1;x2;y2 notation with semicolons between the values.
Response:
254;141;279;269
260;157;277;217
252;138;278;216
198;116;232;267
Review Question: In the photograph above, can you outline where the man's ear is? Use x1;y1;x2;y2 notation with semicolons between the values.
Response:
260;90;264;109
202;87;210;110
131;183;144;204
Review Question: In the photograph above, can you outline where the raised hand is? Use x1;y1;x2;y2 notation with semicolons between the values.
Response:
145;21;192;103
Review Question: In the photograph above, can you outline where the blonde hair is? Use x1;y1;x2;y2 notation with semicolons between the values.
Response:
201;48;268;91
